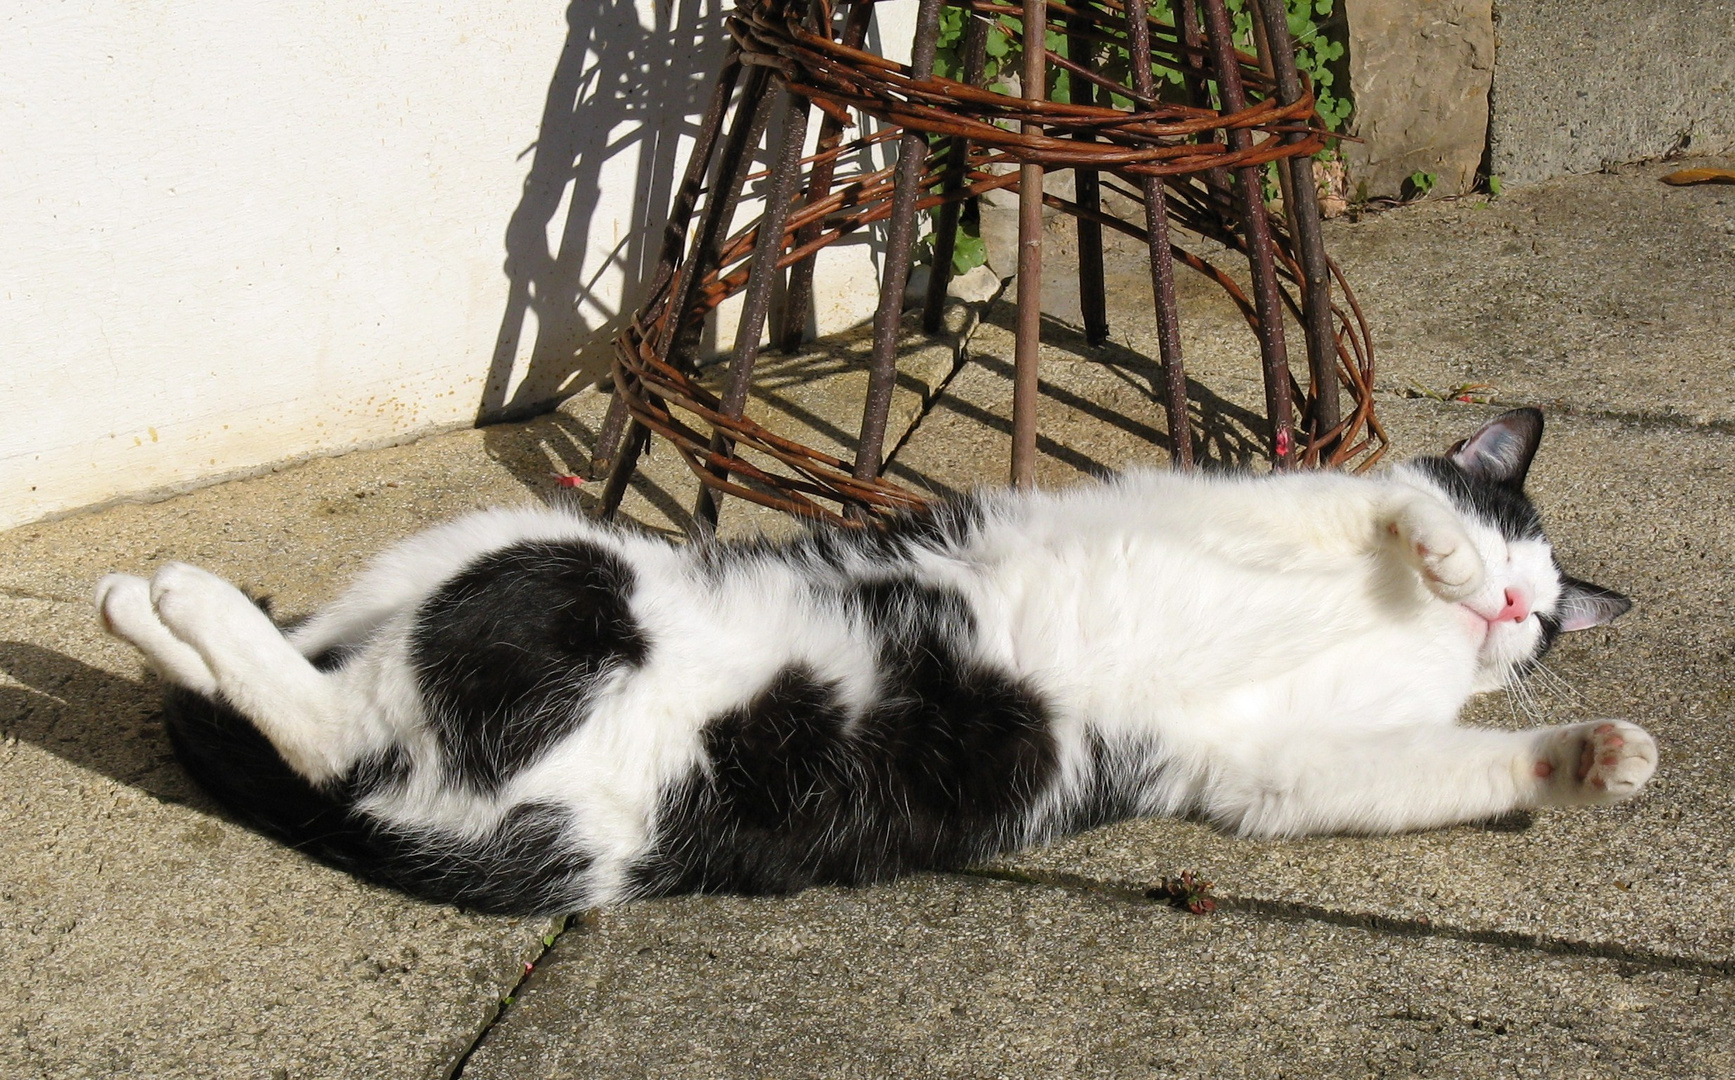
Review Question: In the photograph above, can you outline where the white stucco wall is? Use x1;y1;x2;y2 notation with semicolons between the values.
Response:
1;0;913;529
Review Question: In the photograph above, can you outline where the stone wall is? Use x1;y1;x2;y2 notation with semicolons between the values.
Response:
1341;0;1495;199
1487;1;1735;185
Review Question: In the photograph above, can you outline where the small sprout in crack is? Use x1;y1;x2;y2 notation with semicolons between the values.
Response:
1148;870;1217;915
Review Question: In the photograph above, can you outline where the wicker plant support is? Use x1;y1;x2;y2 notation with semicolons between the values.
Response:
592;0;1385;530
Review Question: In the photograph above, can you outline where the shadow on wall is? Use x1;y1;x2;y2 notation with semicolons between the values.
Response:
477;0;731;426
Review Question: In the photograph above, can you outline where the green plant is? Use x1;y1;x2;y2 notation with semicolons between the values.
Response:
934;2;1348;132
1231;0;1349;130
1486;174;1503;198
1149;870;1218;915
1404;169;1438;199
921;1;1349;266
918;212;988;276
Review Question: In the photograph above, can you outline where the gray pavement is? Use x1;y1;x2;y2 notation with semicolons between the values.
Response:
3;159;1733;1078
463;876;1735;1080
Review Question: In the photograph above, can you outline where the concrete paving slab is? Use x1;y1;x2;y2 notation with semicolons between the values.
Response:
885;323;1272;499
1320;156;1735;425
525;305;974;542
1010;157;1735;442
463;874;1735;1080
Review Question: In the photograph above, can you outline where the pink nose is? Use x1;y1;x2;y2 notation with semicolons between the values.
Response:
1494;588;1529;623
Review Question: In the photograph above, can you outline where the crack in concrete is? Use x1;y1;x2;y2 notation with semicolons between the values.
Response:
444;915;570;1080
880;289;1011;475
966;865;1735;979
1378;389;1735;440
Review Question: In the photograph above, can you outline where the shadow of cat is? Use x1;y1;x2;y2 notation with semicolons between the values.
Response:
0;639;209;808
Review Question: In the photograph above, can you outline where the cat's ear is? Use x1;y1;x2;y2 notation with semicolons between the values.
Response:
1449;408;1544;487
1556;576;1632;632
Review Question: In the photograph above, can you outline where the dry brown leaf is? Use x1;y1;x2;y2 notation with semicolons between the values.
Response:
1660;167;1735;186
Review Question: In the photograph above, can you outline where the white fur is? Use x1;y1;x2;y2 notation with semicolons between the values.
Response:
96;460;1656;903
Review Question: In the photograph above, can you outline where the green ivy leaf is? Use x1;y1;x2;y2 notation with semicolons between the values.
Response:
919;1;1351;254
950;230;987;276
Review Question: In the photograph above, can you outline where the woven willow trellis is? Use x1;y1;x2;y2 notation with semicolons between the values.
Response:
590;0;1385;529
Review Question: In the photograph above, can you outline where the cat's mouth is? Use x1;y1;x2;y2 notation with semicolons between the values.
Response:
1459;605;1494;648
1460;589;1532;648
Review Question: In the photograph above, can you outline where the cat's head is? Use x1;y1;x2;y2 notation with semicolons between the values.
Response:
1402;408;1630;690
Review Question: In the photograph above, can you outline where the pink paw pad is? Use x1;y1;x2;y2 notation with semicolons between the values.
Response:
1533;720;1657;806
1572;721;1656;802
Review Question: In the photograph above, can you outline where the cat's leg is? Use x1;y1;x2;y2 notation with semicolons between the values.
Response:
1381;487;1485;602
1206;719;1657;837
140;562;356;783
96;573;218;695
287;599;399;659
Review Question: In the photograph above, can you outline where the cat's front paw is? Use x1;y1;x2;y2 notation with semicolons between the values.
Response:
1388;495;1485;602
1531;720;1657;807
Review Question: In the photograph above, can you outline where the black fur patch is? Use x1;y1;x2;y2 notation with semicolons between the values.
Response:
1410;456;1544;541
877;494;987;554
629;576;1056;897
1530;574;1627;665
162;686;591;914
1060;731;1170;835
1532;610;1565;660
410;540;647;793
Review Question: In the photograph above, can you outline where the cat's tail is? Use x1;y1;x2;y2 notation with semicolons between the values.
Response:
160;682;591;914
161;681;391;879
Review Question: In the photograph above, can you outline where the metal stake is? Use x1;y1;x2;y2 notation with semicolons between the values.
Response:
851;0;947;494
1011;0;1048;489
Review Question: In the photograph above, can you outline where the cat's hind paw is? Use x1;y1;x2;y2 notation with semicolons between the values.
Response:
147;562;284;673
1531;720;1657;807
95;572;219;694
96;572;148;638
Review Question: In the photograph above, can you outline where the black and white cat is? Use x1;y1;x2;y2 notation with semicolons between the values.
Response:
96;409;1653;914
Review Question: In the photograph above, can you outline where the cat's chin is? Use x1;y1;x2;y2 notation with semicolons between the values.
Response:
1469;622;1547;695
1456;604;1492;646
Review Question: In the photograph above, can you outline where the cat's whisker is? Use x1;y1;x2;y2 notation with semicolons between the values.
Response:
1528;661;1585;708
1504;678;1545;724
